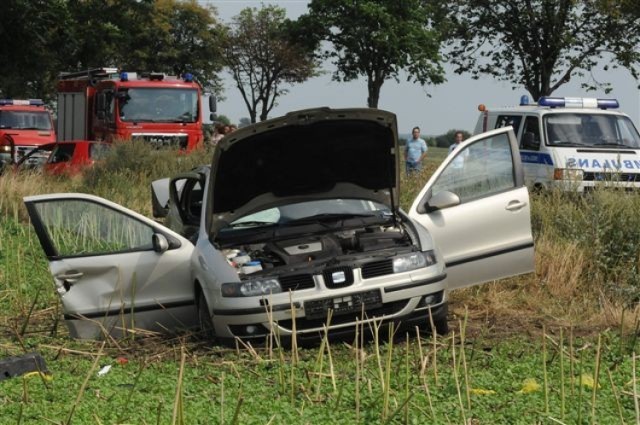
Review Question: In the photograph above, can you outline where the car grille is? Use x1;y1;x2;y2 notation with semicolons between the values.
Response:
323;266;354;289
131;133;188;149
583;172;640;182
8;145;50;167
361;259;394;279
277;300;409;331
279;274;315;292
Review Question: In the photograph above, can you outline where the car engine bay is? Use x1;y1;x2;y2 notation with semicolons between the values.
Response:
222;223;417;277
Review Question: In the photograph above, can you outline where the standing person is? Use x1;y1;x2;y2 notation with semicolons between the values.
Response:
405;126;428;175
448;131;468;174
449;131;464;155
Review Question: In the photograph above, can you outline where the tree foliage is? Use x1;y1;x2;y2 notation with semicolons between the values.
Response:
222;6;318;123
0;0;223;99
0;0;72;99
448;0;640;100
298;0;447;108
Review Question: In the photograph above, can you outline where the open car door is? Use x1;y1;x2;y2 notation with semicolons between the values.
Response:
24;193;197;339
408;127;534;290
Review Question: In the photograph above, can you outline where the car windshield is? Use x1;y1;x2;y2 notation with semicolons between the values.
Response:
226;199;391;230
118;88;198;123
544;113;640;148
0;111;52;130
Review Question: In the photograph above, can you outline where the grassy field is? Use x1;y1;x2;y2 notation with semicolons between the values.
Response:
2;144;640;424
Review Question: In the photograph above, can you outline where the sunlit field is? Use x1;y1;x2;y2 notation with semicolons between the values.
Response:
2;143;640;424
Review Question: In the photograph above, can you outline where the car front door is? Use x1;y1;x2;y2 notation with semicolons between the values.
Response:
408;127;534;290
24;193;197;339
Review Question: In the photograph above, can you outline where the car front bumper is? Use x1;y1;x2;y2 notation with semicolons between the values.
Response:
209;270;447;340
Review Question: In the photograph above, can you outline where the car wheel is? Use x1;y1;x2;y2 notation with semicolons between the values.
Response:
197;293;215;340
433;318;449;335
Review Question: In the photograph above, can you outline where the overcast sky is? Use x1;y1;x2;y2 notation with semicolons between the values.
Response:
200;0;640;136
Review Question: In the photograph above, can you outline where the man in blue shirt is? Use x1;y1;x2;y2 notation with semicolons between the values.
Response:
405;126;428;175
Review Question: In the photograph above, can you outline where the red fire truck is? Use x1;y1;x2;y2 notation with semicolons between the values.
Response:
0;99;56;168
57;67;214;150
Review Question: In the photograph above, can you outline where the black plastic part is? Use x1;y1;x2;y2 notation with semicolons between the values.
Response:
0;352;49;381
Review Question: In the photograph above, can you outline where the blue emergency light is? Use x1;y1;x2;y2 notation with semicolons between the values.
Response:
183;73;194;82
120;72;129;82
0;99;44;106
520;95;530;106
538;96;619;110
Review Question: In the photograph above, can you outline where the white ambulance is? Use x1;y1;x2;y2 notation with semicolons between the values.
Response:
474;96;640;191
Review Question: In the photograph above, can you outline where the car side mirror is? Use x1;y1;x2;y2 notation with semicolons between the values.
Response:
209;95;217;113
152;233;169;253
522;132;540;150
426;190;461;212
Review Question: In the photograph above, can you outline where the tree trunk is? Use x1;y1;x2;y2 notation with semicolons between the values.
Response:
367;78;382;108
367;74;386;108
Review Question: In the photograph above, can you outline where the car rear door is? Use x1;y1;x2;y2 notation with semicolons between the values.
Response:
408;127;534;290
24;193;197;339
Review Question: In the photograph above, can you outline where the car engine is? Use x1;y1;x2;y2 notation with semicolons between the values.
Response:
222;224;415;275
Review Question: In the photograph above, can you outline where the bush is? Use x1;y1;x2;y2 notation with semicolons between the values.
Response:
532;189;640;304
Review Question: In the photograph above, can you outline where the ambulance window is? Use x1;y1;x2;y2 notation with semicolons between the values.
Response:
520;116;541;150
495;115;522;135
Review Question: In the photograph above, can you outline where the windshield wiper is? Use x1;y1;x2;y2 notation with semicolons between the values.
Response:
228;220;278;228
593;142;633;148
551;141;587;147
284;213;383;226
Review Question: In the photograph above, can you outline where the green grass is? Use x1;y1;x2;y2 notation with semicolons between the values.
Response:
2;143;640;423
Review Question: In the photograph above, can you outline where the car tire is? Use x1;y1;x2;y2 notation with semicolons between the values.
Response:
197;292;215;340
433;318;449;335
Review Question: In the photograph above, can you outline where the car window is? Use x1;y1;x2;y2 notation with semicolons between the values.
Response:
520;116;541;150
544;113;640;148
48;144;75;163
33;199;154;257
495;115;522;135
430;133;515;203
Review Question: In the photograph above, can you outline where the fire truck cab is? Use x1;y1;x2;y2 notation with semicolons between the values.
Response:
57;68;212;150
0;99;56;168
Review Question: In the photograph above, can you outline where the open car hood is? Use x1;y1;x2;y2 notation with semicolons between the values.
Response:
207;108;399;238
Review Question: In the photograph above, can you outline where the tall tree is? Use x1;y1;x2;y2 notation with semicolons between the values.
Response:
298;0;446;108
0;0;224;100
448;0;640;100
0;0;72;99
223;6;318;123
67;0;223;92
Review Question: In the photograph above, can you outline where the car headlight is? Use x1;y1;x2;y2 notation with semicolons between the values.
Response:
392;251;437;273
553;168;583;181
221;278;282;297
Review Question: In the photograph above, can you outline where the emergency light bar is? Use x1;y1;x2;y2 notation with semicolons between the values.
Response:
0;99;44;106
538;96;619;110
183;73;194;82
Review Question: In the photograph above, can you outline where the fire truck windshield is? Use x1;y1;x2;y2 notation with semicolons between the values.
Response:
0;111;52;130
118;88;199;123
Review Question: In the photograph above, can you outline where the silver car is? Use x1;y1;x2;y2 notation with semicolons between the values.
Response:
24;108;534;341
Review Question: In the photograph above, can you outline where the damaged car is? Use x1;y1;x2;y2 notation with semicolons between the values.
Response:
24;107;534;341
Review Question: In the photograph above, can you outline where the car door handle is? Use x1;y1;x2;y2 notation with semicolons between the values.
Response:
505;201;527;211
55;271;84;282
